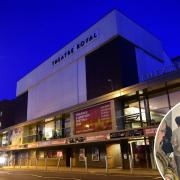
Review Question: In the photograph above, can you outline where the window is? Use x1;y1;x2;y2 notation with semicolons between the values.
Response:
55;113;70;138
45;121;55;140
149;92;170;124
124;100;146;129
55;118;63;138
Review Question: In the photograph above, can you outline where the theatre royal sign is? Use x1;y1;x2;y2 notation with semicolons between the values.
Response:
52;31;98;66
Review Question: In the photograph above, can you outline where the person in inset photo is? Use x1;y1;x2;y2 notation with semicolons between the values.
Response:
162;125;174;155
155;121;178;180
172;116;180;179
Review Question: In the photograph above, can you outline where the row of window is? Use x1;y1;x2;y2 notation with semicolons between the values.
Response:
0;88;179;147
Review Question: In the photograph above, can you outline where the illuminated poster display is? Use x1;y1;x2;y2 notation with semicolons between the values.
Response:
39;151;45;159
74;102;112;135
92;147;99;161
57;151;63;159
11;127;23;145
79;148;85;161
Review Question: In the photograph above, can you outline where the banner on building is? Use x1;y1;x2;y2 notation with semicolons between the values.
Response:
74;102;112;134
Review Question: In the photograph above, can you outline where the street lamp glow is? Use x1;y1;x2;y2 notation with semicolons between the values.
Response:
85;124;90;128
0;157;6;164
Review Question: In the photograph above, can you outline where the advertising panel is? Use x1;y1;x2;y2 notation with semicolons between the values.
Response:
11;127;23;145
92;147;99;161
143;127;157;137
79;148;85;161
74;102;112;134
57;151;63;159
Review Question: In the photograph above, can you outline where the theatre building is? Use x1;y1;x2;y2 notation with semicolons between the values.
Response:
0;10;180;169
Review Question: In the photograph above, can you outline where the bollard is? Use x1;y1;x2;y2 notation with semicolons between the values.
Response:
35;157;38;169
57;158;61;170
105;155;108;173
27;154;29;168
84;157;88;172
29;159;32;167
70;157;72;171
129;155;133;174
8;158;10;167
19;155;22;168
27;158;29;168
13;157;16;168
45;157;48;171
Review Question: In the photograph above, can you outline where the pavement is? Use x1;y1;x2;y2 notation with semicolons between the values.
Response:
1;165;161;177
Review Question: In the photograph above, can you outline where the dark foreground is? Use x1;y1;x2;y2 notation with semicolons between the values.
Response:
0;169;162;180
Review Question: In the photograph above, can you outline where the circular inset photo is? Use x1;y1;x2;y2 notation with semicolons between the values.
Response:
154;103;180;180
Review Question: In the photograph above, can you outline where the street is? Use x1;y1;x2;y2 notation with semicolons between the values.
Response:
0;169;163;180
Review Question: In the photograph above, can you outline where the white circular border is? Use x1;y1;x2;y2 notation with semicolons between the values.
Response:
154;102;180;179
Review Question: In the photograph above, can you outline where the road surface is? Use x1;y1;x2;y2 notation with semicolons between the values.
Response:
0;169;163;180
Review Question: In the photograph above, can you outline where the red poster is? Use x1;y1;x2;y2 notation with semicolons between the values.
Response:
143;128;157;137
57;151;63;159
74;102;112;134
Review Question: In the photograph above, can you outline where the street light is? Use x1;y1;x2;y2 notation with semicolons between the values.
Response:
0;156;6;165
107;78;114;91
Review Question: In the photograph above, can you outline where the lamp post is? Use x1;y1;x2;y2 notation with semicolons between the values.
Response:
107;78;114;91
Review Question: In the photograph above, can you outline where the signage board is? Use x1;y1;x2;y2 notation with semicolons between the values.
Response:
143;128;157;137
128;129;143;137
74;102;112;134
110;129;144;139
51;139;67;145
38;141;51;147
52;31;98;66
110;131;126;139
28;142;38;148
86;134;107;142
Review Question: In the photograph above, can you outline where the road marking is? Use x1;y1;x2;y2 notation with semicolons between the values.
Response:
153;177;163;179
111;174;153;178
32;174;43;178
44;177;81;180
1;171;81;180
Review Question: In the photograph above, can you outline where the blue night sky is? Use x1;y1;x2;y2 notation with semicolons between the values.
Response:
0;0;180;100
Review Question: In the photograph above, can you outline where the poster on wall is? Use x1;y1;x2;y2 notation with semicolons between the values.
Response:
74;102;112;134
57;151;63;159
45;121;54;140
79;148;85;161
39;151;45;159
92;147;100;161
11;127;23;145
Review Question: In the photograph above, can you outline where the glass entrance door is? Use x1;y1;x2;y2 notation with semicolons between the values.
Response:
129;139;151;168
